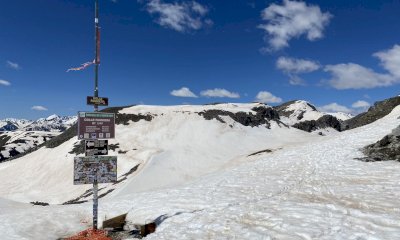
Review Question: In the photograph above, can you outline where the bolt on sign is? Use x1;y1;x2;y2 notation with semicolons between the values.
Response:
78;112;115;140
74;156;117;185
85;140;108;156
87;96;109;106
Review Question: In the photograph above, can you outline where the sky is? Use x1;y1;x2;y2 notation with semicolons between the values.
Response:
1;0;400;119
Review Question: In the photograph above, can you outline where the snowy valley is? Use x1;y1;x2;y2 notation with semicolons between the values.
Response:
0;97;399;239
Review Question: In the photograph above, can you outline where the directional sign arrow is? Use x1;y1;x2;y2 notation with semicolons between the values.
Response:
86;141;95;148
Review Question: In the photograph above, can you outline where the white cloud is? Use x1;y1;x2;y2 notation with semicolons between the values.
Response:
200;88;240;98
324;63;395;89
259;0;332;51
6;61;21;70
0;79;11;86
287;75;306;86
324;45;400;90
351;100;370;109
144;0;211;32
276;57;320;73
255;91;282;104
318;103;352;113
170;87;198;98
276;57;320;85
31;106;48;111
373;44;400;78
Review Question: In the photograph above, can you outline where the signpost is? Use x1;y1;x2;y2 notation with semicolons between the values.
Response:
77;112;115;140
74;156;117;185
87;96;109;106
85;140;108;156
72;0;117;231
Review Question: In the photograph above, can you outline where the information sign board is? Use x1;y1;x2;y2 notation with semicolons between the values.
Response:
73;156;117;185
78;112;115;140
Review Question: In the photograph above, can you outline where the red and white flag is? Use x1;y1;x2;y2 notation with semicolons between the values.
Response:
66;60;95;72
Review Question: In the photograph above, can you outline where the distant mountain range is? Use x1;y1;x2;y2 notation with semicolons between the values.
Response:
0;115;77;132
0;115;77;162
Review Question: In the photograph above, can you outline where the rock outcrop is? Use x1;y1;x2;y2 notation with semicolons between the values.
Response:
343;96;400;130
360;125;400;162
292;115;342;132
199;106;280;128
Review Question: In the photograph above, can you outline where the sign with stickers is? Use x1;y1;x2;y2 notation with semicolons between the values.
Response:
73;156;117;185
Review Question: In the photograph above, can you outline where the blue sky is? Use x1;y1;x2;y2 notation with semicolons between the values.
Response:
1;0;400;119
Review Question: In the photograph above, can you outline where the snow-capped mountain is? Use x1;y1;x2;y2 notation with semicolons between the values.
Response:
0;118;32;132
328;112;354;121
274;100;354;135
0;115;77;132
23;115;77;132
0;115;77;162
0;100;399;239
275;100;353;126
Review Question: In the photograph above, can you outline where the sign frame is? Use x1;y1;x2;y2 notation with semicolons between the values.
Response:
77;112;116;140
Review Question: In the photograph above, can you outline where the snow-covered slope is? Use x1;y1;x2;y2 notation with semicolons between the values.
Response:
1;103;399;239
0;103;317;204
0;131;59;162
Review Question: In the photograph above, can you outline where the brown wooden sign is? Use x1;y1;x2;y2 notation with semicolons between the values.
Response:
87;96;109;106
78;112;115;140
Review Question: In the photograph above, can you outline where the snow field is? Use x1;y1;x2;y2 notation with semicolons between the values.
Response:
0;105;399;239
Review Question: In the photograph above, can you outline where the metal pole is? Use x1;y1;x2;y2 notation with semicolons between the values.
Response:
94;0;100;101
93;0;100;231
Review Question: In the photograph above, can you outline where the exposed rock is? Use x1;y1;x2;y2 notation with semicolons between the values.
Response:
247;149;273;157
292;115;342;132
30;201;49;206
199;106;280;128
0;135;11;151
360;125;400;162
343;96;400;130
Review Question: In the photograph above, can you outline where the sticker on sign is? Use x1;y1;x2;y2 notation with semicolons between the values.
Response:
78;112;115;140
74;156;117;185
